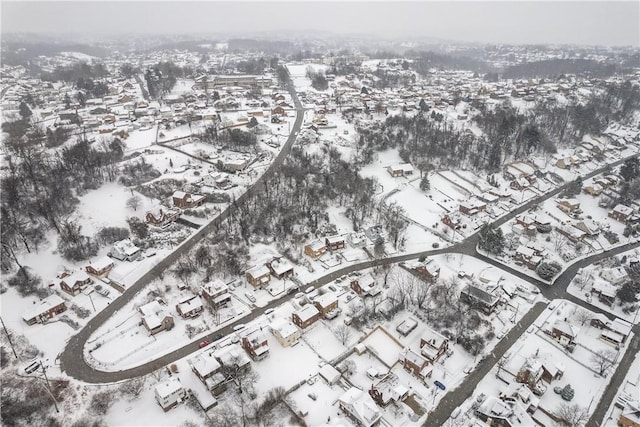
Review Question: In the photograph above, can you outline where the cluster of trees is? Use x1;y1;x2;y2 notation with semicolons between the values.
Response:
477;224;505;255
1;117;126;283
409;50;493;75
40;62;108;84
502;58;619;79
145;62;190;99
305;66;328;91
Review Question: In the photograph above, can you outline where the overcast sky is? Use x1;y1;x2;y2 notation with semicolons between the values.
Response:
2;1;639;46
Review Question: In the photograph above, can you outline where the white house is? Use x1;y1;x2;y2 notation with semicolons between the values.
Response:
338;387;382;427
109;239;141;261
154;377;187;411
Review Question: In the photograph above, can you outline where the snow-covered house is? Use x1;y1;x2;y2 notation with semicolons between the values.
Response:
270;319;301;347
213;344;251;373
172;191;206;209
109;239;141;261
368;372;409;408
609;204;634;224
139;300;174;335
600;266;628;285
460;284;501;314
591;281;617;306
325;235;346;251
304;239;327;259
175;295;204;318
420;328;449;363
399;348;432;380
387;163;414;177
459;198;487;216
202;171;231;189
412;258;441;283
240;328;270;361
154;377;187;412
350;273;380;297
22;295;67;325
266;257;294;280
292;304;321;329
245;264;271;289
201;280;231;307
146;208;181;227
550;320;577;346
475;396;535;427
313;293;339;319
499;383;540;414
556;198;581;214
338;387;382;427
59;270;93;296
85;256;114;277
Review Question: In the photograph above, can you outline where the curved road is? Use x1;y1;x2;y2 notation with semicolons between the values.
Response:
61;89;639;392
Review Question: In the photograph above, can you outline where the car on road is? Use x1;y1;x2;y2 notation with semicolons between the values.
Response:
199;340;211;348
527;326;535;334
451;407;461;419
434;380;446;391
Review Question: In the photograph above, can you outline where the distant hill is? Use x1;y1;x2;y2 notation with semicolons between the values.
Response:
1;41;110;66
502;58;619;79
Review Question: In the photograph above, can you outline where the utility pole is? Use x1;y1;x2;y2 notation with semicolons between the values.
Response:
1;316;18;359
40;362;60;413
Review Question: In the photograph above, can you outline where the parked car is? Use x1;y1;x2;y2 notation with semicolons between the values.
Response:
24;360;40;374
199;340;211;348
245;292;256;303
434;380;446;391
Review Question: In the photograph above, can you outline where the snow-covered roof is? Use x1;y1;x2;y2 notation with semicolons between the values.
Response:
176;296;203;313
86;256;114;272
190;351;221;378
313;292;338;309
610;318;633;336
22;294;65;322
62;270;91;285
306;239;325;251
270;258;294;275
612;204;634;216
112;239;140;256
319;364;341;384
552;320;577;337
338;387;381;427
246;264;270;277
294;304;320;322
154;377;183;399
325;235;345;244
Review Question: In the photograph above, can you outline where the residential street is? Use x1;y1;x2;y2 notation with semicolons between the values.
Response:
56;83;640;425
423;302;548;426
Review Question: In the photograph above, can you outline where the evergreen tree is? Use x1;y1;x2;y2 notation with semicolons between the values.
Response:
419;175;430;192
19;102;32;120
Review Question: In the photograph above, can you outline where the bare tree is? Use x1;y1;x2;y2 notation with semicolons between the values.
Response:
120;376;147;399
553;403;589;427
412;282;430;309
574;269;593;291
126;195;141;212
552;230;568;254
591;348;617;376
572;308;593;326
334;324;352;345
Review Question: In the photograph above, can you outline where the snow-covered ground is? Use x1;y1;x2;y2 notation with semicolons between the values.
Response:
448;299;633;426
